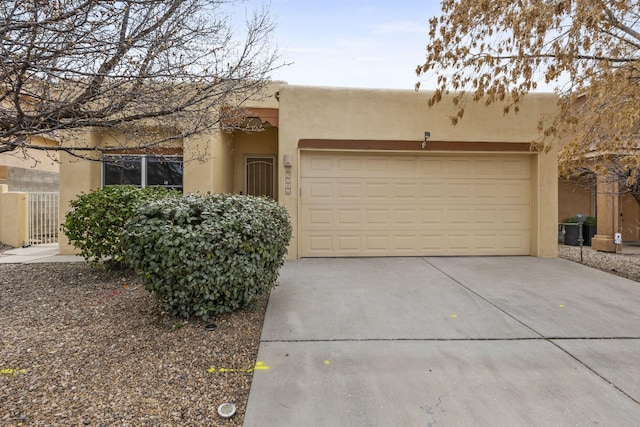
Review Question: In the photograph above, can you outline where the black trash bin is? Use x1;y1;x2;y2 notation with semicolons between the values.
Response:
563;223;581;246
583;217;597;246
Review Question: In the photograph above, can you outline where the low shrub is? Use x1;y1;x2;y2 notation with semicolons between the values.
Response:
62;185;176;265
123;193;292;320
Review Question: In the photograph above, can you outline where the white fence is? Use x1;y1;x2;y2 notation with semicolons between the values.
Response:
27;192;59;245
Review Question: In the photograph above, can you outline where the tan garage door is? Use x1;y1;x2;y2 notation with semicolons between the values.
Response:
300;151;532;257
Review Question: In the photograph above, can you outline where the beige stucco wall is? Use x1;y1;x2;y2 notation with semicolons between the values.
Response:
183;131;232;194
0;136;59;173
58;84;282;254
0;185;28;248
620;194;640;241
558;179;595;223
277;85;559;258
0;136;59;192
534;144;559;257
58;130;103;254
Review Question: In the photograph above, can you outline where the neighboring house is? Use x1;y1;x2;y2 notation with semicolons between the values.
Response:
0;136;59;248
556;90;640;251
558;175;640;244
0;136;59;192
58;84;559;258
558;176;595;225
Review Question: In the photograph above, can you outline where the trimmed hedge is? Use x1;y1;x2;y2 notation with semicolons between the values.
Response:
122;193;292;320
62;185;176;265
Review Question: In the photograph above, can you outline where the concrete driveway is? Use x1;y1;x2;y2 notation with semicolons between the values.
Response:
243;257;640;426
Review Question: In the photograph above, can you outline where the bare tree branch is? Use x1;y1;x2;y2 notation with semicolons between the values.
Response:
0;0;282;159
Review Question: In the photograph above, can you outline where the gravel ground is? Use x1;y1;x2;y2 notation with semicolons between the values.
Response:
2;244;639;426
0;260;268;427
557;244;640;282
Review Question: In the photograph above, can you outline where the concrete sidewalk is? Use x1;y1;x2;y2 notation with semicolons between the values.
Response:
0;243;84;263
244;257;640;426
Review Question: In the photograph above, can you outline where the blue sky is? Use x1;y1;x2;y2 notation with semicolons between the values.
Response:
257;0;443;90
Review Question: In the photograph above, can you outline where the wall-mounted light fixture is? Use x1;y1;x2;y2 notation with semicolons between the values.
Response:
283;154;293;167
422;131;431;149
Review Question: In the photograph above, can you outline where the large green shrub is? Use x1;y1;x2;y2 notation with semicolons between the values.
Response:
122;193;292;320
62;185;176;264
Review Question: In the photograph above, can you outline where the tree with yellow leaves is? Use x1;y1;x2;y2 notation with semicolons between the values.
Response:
417;0;640;203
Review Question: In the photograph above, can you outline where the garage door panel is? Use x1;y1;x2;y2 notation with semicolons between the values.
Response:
366;235;389;251
419;159;444;175
307;235;333;253
422;209;446;224
476;183;500;199
475;159;499;175
476;209;499;224
393;209;418;224
337;235;360;252
308;208;333;225
503;159;529;176
502;182;529;196
300;152;532;257
365;209;389;224
448;208;474;224
303;231;529;256
338;158;360;171
503;209;528;224
502;234;527;249
365;158;388;171
308;155;334;172
337;182;361;198
303;208;530;231
307;181;333;199
422;234;445;250
395;183;419;198
300;231;531;256
448;160;472;175
305;177;530;205
337;209;361;224
365;182;391;198
302;153;531;179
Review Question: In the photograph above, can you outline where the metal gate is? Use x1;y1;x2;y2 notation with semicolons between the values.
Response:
27;192;59;245
245;156;275;198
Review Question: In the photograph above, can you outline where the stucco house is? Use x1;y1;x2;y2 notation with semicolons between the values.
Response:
561;178;640;250
556;89;640;251
58;84;559;258
0;136;59;192
0;137;60;248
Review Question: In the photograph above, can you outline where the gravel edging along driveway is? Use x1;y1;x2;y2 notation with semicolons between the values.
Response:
558;244;640;282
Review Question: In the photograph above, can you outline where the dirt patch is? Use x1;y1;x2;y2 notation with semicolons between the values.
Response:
0;263;267;426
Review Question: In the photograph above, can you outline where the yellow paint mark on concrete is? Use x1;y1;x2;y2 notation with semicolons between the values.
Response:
253;361;270;371
451;314;458;318
324;360;331;365
559;304;565;308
